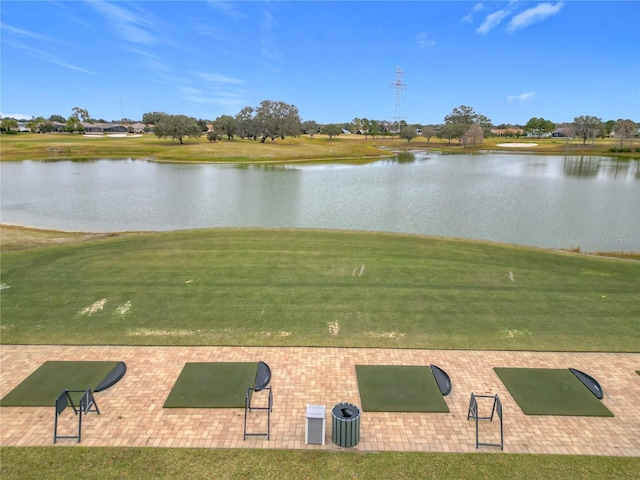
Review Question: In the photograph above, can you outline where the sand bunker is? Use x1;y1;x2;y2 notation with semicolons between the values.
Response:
497;142;538;147
83;134;143;138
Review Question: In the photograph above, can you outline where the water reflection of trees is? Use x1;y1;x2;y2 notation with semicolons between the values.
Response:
396;151;416;163
563;156;639;180
604;159;638;180
563;156;599;177
366;151;418;166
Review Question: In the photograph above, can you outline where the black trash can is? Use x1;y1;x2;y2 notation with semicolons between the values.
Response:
331;402;360;447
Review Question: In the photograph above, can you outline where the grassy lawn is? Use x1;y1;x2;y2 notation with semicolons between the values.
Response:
1;447;639;480
1;228;638;351
1;131;638;162
0;133;387;163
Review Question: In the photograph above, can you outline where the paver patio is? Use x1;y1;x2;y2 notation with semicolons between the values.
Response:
1;345;639;456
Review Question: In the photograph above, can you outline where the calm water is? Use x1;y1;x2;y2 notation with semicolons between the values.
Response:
1;153;639;251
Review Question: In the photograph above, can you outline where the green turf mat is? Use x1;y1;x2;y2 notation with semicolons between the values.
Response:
163;362;258;408
494;368;614;417
355;365;449;413
1;361;118;407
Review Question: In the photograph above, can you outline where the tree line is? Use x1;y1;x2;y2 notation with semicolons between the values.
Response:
2;104;637;149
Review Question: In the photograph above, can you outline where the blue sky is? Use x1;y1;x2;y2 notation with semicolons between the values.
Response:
2;1;639;125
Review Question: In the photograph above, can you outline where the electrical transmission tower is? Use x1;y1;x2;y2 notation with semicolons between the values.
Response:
389;67;407;133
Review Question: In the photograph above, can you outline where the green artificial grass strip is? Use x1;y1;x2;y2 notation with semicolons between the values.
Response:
163;362;258;408
494;368;614;417
1;361;118;407
355;365;449;413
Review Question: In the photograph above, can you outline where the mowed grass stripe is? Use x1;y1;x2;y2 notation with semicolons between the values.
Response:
1;229;638;351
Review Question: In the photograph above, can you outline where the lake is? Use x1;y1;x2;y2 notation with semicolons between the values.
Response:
1;152;639;252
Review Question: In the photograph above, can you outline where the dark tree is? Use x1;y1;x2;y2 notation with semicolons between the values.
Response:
142;112;168;125
443;105;491;143
422;125;437;143
399;126;416;143
235;107;258;140
214;115;238;140
524;117;555;138
206;131;221;142
154;114;201;144
71;107;90;122
254;100;301;143
321;124;342;140
302;120;320;137
65;117;84;133
197;119;209;133
39;121;54;133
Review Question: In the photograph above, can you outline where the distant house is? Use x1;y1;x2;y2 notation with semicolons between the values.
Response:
83;123;103;133
52;121;66;133
551;128;569;137
129;122;146;133
103;124;128;133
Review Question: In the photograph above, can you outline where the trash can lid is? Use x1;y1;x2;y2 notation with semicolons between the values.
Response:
306;404;326;418
332;402;360;419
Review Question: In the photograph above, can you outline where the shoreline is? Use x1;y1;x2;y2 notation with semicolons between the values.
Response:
2;223;638;259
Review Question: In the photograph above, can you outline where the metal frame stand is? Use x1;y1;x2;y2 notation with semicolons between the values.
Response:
53;389;100;444
467;392;503;450
243;386;273;440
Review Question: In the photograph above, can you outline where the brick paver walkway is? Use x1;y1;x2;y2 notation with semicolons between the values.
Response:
1;345;639;456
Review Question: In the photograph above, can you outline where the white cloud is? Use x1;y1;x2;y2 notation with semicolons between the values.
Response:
206;0;245;19
179;86;247;114
462;3;485;23
476;9;510;34
260;9;284;69
180;86;210;106
416;32;436;48
199;73;245;85
507;92;536;102
89;1;156;45
1;22;57;43
507;2;564;33
6;40;95;75
0;113;31;121
128;48;170;73
1;21;95;75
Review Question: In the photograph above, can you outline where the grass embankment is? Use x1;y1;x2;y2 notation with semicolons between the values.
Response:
1;132;638;162
1;448;639;480
1;228;638;351
0;133;386;163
